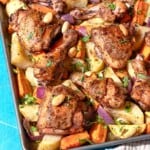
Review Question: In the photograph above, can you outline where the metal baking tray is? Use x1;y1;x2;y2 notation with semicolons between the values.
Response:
1;3;150;150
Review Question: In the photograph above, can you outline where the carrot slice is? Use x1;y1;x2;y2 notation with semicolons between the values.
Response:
140;44;150;61
29;3;56;14
17;68;32;97
146;124;150;134
60;131;90;150
132;0;149;25
90;123;107;144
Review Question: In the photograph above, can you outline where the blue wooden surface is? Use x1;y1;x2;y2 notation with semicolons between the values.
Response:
0;36;22;150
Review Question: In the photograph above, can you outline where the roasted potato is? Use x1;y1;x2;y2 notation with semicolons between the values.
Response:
38;135;62;150
104;67;122;85
64;0;88;9
19;104;39;122
6;0;28;17
11;33;33;69
86;42;104;72
105;101;144;124
109;124;146;139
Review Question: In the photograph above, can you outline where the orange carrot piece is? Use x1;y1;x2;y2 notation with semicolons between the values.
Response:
140;44;150;61
132;0;149;25
29;3;56;14
0;0;8;4
90;123;107;144
60;131;90;150
17;68;32;97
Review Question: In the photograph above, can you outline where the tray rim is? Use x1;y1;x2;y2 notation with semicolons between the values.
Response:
1;3;150;150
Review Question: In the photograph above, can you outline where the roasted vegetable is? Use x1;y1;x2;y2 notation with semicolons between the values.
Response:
38;135;62;150
60;131;90;150
19;104;39;122
90;123;107;144
105;101;144;124
109;124;146;139
11;33;32;69
17;68;33;97
86;42;104;72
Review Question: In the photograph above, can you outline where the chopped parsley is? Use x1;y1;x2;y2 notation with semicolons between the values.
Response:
46;60;52;67
120;38;129;44
96;115;104;124
124;103;131;113
122;76;129;88
137;10;142;15
27;32;33;41
81;35;91;43
73;61;87;73
108;3;116;11
21;94;36;105
137;73;148;80
30;126;37;133
97;71;104;79
80;75;85;82
79;138;93;145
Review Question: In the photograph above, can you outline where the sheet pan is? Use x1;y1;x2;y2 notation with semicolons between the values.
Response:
0;4;150;150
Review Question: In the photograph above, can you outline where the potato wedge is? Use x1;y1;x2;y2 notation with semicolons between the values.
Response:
90;123;107;144
64;0;88;9
86;42;104;72
104;67;122;85
127;61;136;79
60;131;90;150
17;68;33;97
38;135;62;150
6;0;28;17
11;33;33;69
25;67;38;87
105;101;144;124
109;124;146;139
19;104;39;122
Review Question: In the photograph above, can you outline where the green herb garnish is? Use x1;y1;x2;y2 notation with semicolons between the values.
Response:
108;3;116;10
46;60;52;67
80;75;85;82
96;115;104;124
122;76;129;88
30;126;37;133
21;94;36;105
124;103;131;113
81;35;91;43
27;32;33;41
137;73;148;80
120;38;129;44
79;138;93;145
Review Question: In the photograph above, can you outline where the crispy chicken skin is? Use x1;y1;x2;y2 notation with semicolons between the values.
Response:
37;85;94;135
70;3;116;22
130;56;150;110
9;9;61;53
131;80;150;111
70;72;126;108
33;29;78;85
91;25;133;69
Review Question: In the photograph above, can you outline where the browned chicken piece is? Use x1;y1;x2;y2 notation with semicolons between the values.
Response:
92;24;133;69
37;85;94;135
9;9;61;53
130;56;150;110
145;31;150;47
23;0;66;13
33;29;78;85
131;55;148;76
70;72;126;108
131;80;150;111
70;3;116;22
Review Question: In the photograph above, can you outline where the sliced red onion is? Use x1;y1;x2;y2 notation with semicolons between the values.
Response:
61;14;75;24
36;86;45;99
97;106;114;124
23;119;43;141
147;17;150;27
76;26;88;36
89;0;100;3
